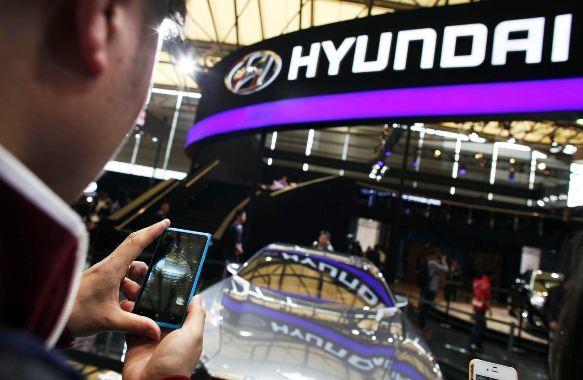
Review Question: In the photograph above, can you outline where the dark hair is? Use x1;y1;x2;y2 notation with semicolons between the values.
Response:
147;0;187;23
320;230;331;239
235;209;246;219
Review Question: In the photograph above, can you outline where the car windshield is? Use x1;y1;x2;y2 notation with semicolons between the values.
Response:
237;248;394;308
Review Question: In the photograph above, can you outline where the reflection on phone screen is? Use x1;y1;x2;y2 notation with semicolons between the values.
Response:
136;230;207;324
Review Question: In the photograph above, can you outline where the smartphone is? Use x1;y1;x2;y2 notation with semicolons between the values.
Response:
133;227;212;329
469;359;518;380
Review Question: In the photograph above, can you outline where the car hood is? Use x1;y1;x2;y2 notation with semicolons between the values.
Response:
198;276;442;380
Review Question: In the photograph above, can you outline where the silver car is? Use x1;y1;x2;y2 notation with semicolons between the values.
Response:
196;243;442;380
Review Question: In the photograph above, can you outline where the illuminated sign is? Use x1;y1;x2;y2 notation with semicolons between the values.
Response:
187;2;583;155
287;15;571;81
225;50;282;95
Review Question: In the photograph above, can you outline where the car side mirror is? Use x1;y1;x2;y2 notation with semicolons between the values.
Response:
226;263;241;275
395;294;409;309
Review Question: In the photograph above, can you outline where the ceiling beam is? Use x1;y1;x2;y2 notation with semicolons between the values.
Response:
234;0;240;47
341;0;418;11
206;0;220;42
257;0;266;40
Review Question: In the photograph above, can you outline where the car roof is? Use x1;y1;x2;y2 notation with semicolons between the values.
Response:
260;242;379;269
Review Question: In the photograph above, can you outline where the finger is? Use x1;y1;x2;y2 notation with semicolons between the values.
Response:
180;295;206;343
128;261;148;282
121;277;141;301
120;300;135;312
110;219;170;272
112;309;161;341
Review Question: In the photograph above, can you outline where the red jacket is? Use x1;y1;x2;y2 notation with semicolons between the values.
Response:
472;276;491;312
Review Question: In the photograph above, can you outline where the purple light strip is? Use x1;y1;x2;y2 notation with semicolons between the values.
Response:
221;296;424;380
223;296;390;356
186;77;583;146
264;287;340;304
268;248;394;307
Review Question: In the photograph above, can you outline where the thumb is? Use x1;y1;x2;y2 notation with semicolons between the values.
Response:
113;310;161;341
180;295;206;345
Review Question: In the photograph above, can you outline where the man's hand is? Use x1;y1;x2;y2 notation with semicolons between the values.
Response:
67;220;171;340
235;243;243;255
123;296;206;380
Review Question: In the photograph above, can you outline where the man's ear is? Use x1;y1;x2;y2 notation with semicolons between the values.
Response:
76;0;112;75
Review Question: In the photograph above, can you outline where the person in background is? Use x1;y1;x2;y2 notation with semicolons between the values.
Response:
270;176;289;191
445;259;462;303
348;240;363;257
0;1;204;379
313;230;334;252
223;209;246;263
367;244;382;268
546;279;567;376
470;269;493;352
156;200;171;219
418;249;448;334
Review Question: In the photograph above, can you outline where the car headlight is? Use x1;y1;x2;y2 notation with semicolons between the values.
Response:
530;294;545;308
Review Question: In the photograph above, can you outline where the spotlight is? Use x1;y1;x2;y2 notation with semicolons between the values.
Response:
86;196;93;203
577;119;583;126
537;162;546;171
385;151;392;157
564;144;578;155
83;182;98;194
302;163;309;172
509;158;516;164
474;153;483;160
549;141;563;154
459;165;467;175
537;200;545;207
152;137;159;143
434;149;442;157
158;19;181;40
177;55;197;74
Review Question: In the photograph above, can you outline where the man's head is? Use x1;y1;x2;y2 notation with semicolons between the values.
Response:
318;231;331;246
0;0;185;203
158;200;171;215
235;209;246;224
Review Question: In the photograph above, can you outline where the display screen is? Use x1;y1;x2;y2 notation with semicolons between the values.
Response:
134;229;208;324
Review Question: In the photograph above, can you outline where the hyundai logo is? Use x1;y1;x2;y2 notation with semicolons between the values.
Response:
225;50;282;95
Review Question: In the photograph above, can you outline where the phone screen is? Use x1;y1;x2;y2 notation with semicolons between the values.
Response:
476;376;497;380
134;229;209;325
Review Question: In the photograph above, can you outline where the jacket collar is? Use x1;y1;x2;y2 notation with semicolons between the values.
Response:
0;144;87;347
